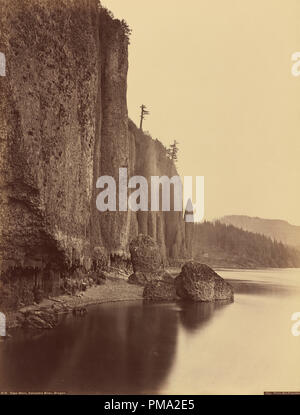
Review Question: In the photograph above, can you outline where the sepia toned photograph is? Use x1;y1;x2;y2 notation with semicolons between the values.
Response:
0;0;300;400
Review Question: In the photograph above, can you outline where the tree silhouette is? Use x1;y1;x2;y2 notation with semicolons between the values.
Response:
139;105;150;130
192;221;300;268
167;140;179;162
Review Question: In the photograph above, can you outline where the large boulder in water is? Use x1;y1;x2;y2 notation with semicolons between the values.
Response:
128;235;171;286
175;261;234;302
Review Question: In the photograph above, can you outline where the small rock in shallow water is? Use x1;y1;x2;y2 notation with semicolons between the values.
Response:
143;280;178;301
22;309;59;329
72;307;87;316
128;235;171;286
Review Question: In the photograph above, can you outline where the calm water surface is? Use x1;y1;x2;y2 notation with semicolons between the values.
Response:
0;268;300;394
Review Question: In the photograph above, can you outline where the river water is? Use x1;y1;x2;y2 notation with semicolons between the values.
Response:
0;268;299;395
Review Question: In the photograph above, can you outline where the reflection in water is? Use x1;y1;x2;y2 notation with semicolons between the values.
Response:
227;278;300;297
0;302;179;394
179;301;232;332
0;268;300;394
0;300;234;394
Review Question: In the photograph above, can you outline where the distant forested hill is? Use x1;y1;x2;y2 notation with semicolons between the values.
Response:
192;221;300;269
219;215;300;250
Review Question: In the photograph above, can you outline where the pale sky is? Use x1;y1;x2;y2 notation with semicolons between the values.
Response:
102;0;300;225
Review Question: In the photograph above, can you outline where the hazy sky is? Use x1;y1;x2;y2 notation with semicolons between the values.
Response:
102;0;300;225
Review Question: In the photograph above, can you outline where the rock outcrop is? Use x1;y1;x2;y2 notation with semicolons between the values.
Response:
21;309;59;330
128;235;173;286
0;1;188;310
129;234;163;273
143;280;178;302
175;262;234;302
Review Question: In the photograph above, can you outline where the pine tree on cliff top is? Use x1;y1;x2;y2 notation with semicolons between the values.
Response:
167;140;179;162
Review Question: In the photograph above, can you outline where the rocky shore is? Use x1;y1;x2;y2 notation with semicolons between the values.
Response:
3;235;234;336
5;274;144;332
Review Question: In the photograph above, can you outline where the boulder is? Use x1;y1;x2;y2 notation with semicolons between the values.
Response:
143;280;178;301
128;269;173;286
175;261;234;302
129;234;162;273
72;307;88;316
128;235;168;286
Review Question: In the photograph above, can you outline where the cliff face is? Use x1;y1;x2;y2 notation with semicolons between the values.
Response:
0;0;186;309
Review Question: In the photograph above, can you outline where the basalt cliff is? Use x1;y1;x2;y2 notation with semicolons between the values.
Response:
0;0;189;309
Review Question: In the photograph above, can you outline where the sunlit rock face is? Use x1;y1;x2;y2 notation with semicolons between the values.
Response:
0;0;187;309
175;262;234;302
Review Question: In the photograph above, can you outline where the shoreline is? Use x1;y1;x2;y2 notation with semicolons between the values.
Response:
5;276;144;332
4;264;299;333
